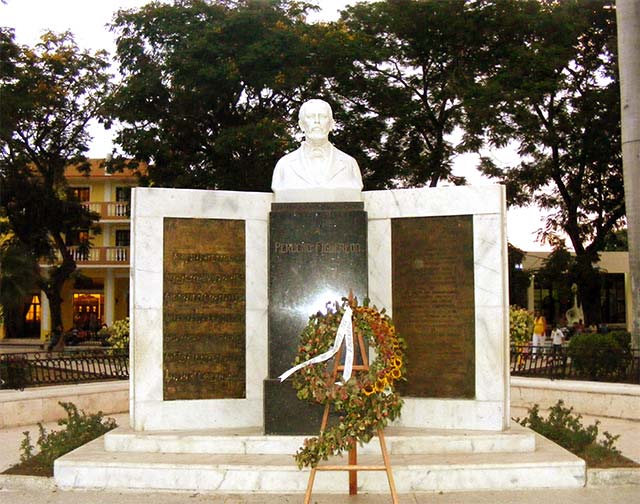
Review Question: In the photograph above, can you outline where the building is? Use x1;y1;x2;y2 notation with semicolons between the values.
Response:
520;250;632;332
1;159;139;342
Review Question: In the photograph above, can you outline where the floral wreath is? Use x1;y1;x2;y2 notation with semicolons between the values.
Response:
286;297;406;469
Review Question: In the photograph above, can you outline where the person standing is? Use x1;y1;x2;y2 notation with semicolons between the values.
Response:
551;324;564;351
532;311;546;355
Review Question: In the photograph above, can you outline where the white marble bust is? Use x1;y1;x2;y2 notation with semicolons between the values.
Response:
271;99;363;202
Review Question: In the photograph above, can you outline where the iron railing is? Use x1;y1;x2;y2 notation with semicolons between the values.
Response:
510;344;640;384
0;349;129;390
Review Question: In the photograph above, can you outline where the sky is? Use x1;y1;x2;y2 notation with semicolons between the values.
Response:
1;0;550;251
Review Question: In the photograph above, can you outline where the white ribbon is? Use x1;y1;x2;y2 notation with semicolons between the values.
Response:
278;306;354;385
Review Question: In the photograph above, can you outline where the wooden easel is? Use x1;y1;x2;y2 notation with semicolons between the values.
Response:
303;316;399;503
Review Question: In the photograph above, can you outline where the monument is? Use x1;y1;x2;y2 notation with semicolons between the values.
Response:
54;99;585;495
265;99;367;434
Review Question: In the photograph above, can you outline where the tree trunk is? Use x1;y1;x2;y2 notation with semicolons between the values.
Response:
617;0;640;349
45;287;64;332
575;255;602;326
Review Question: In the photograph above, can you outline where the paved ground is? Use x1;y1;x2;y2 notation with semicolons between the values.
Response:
0;480;639;504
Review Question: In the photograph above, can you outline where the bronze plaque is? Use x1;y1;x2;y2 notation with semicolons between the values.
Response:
163;218;245;400
392;216;475;398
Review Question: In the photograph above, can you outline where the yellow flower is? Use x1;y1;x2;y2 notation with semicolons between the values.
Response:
375;377;387;392
391;368;401;380
363;384;375;396
392;356;403;368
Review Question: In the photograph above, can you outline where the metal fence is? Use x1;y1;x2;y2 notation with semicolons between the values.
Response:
510;344;640;384
0;349;129;390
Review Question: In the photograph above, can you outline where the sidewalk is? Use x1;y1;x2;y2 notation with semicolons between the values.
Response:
0;480;639;503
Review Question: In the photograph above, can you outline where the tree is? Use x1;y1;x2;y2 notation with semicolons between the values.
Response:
107;0;319;191
0;29;109;332
313;0;514;189
476;0;624;324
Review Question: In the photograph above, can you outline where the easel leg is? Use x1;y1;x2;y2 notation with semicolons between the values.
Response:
304;467;317;504
378;429;399;504
349;444;357;495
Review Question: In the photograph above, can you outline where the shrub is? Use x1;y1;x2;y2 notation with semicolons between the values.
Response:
107;317;129;352
7;401;117;477
609;330;631;350
509;306;533;345
568;332;629;379
515;400;634;468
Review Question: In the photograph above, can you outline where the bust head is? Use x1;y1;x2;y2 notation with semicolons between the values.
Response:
271;98;362;201
298;99;335;143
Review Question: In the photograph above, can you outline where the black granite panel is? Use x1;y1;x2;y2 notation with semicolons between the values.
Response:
263;379;328;435
268;203;368;377
265;202;368;434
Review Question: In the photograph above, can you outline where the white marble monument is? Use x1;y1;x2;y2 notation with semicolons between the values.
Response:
52;100;585;495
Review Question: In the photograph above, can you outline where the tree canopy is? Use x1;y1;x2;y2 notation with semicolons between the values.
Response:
472;0;623;321
107;0;320;190
0;29;109;330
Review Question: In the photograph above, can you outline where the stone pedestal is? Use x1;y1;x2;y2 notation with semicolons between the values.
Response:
264;202;368;434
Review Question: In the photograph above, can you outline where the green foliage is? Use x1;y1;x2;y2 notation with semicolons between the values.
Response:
325;0;506;188
106;317;130;352
608;330;631;350
473;0;623;321
516;400;623;467
108;0;317;190
568;332;630;379
17;402;117;476
0;29;109;330
509;306;533;345
0;239;39;338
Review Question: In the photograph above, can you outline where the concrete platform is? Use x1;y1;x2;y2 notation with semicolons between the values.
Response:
103;424;536;455
54;425;585;493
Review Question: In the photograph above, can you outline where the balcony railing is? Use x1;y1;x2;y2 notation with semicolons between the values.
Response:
82;201;130;220
68;246;129;265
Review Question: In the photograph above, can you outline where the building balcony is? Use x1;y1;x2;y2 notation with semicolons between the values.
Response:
82;202;130;221
68;246;130;267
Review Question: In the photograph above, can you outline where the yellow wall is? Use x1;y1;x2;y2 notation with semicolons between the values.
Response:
89;182;105;202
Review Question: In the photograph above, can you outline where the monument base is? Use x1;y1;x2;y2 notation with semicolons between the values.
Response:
263;378;327;435
54;423;586;493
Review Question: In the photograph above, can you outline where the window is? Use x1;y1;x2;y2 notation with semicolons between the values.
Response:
601;273;626;324
115;229;130;247
70;187;90;202
115;186;131;202
115;187;131;216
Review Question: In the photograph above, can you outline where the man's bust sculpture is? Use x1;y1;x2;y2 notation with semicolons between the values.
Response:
271;99;363;202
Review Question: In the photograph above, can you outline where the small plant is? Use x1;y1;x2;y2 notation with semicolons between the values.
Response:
515;400;637;468
107;317;130;352
4;401;117;477
509;306;533;346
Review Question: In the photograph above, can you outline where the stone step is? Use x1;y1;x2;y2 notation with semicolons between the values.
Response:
104;423;536;456
55;432;585;493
